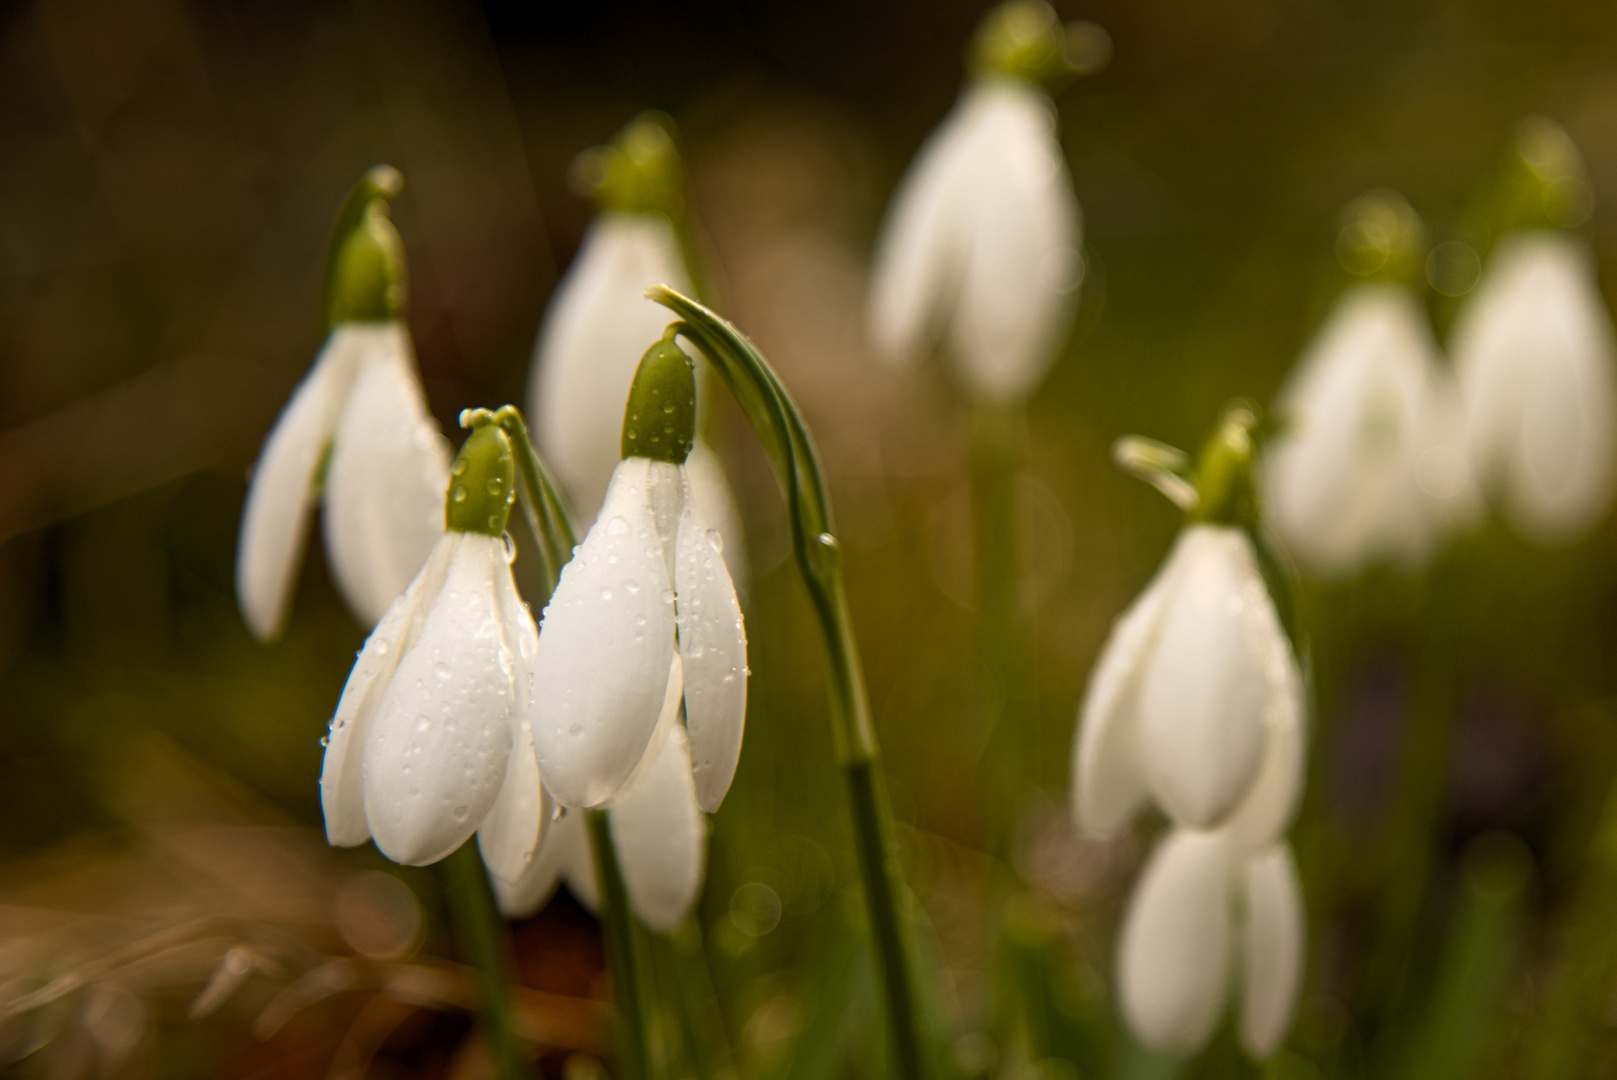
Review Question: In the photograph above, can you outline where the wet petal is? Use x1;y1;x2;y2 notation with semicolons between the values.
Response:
611;726;707;933
320;533;455;847
236;329;364;641
491;807;592;918
868;91;979;365
1118;829;1235;1056
363;534;516;866
950;83;1082;401
684;441;749;598
1072;538;1178;835
1239;845;1305;1059
477;565;549;882
675;470;748;812
324;323;451;627
1138;527;1273;828
529;215;693;518
532;458;681;808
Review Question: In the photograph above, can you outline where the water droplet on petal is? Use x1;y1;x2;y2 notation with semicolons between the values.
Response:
608;516;631;536
433;662;451;680
451;484;468;503
600;586;614;601
624;579;640;594
415;716;431;732
707;530;724;554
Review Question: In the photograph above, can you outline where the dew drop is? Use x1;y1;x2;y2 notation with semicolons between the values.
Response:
600;586;614;601
452;458;468;477
452;805;470;822
502;534;517;563
451;484;468;503
568;724;583;737
707;530;724;554
608;516;631;537
624;579;641;594
415;716;431;732
376;641;389;655
486;478;503;495
318;736;329;747
434;661;451;680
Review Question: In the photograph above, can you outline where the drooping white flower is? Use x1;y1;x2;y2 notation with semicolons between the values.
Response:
1451;230;1617;543
320;426;549;874
529;211;694;518
1264;283;1477;576
492;725;707;933
1072;525;1304;833
531;339;747;813
869;77;1082;401
238;171;449;640
1118;830;1304;1059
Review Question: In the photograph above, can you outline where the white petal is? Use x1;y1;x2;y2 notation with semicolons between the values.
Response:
477;563;549;882
1224;640;1306;857
362;534;516;866
1118;829;1235;1056
611;726;707;933
1263;285;1442;577
1239;845;1305;1059
684;441;749;598
236;329;365;641
323;323;452;627
320;532;456;847
949;82;1083;401
1072;544;1178;836
1138;527;1277;828
491;806;592;918
674;470;748;813
1454;232;1617;543
532;458;681;808
529;215;693;519
868;89;981;366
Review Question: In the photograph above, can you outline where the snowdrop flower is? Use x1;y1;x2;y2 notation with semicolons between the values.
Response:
1452;231;1617;543
1074;406;1304;832
532;338;747;812
1118;830;1304;1059
492;726;706;933
238;166;450;640
868;0;1090;401
528;114;748;587
1265;282;1476;576
320;424;551;875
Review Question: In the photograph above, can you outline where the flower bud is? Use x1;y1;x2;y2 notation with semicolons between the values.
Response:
1335;189;1426;285
1189;401;1261;528
578;112;684;220
445;424;516;537
322;165;407;330
621;337;697;464
970;0;1102;87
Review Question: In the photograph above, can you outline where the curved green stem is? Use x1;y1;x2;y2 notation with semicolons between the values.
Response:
589;810;654;1080
442;842;532;1079
648;286;925;1080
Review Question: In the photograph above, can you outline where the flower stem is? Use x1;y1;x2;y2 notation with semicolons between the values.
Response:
648;286;926;1080
587;810;654;1080
441;842;532;1080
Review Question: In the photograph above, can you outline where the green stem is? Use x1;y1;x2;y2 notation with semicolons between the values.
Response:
441;842;532;1079
588;810;654;1080
648;286;925;1080
971;399;1025;845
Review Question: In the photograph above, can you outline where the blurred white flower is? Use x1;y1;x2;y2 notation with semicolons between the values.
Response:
237;172;450;641
1118;831;1304;1059
1072;525;1303;832
868;78;1082;401
1264;283;1477;576
1451;231;1617;543
320;427;549;874
492;726;707;933
529;211;693;517
532;455;747;812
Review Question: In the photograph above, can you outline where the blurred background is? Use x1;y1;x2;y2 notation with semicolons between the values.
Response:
2;0;1617;1076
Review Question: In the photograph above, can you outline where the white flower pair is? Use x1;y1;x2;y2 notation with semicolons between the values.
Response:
1073;521;1305;1058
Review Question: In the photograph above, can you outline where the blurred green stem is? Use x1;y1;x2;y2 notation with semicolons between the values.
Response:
442;842;532;1080
589;811;654;1080
972;399;1026;843
1362;545;1476;1021
650;287;925;1080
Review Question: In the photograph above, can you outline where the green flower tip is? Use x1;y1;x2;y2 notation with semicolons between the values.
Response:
622;333;697;464
572;112;684;219
1335;189;1426;284
1506;116;1592;230
323;165;407;330
445;424;516;537
970;0;1111;87
1189;400;1263;528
